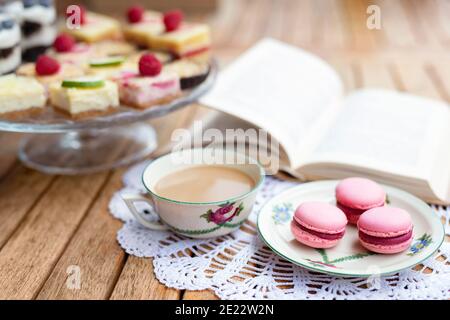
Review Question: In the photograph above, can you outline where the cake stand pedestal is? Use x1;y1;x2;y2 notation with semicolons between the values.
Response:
18;123;157;175
0;60;217;175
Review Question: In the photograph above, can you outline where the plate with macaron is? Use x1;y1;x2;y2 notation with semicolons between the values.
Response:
257;177;445;277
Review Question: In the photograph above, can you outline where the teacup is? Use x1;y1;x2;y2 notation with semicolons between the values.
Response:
122;148;265;238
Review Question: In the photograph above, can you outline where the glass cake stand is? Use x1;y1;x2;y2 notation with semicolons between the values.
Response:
0;60;218;175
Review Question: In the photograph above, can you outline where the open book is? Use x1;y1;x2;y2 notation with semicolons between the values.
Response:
199;38;450;204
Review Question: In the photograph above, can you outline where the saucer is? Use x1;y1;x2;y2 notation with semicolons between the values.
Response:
257;180;445;277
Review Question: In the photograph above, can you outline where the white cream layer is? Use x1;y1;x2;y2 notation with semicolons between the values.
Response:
0;14;21;49
21;24;57;49
0;46;21;75
2;1;24;23
21;5;56;25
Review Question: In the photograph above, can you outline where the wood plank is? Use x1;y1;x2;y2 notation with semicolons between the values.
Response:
0;166;54;248
359;58;396;89
424;62;450;103
183;290;219;300
0;172;109;299
315;0;348;49
214;0;246;49
263;0;286;41
288;0;314;47
378;0;417;48
0;132;21;179
110;256;180;300
404;0;441;49
231;0;273;48
36;170;125;299
342;0;379;50
392;58;441;100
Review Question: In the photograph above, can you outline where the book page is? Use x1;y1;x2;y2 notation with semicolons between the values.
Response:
303;89;450;183
200;38;343;167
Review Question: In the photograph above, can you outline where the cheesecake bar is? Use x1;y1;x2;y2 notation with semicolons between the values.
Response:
116;71;181;109
49;77;119;118
65;11;121;43
17;60;84;88
148;23;211;62
122;10;164;47
0;13;21;75
164;59;209;89
91;40;136;57
0;74;46;117
86;56;138;80
20;0;58;62
46;33;94;66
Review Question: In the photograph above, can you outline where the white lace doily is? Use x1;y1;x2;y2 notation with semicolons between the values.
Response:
109;161;450;299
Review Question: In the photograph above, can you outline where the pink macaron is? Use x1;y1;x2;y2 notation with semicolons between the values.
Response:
357;206;413;254
335;177;386;225
291;202;347;249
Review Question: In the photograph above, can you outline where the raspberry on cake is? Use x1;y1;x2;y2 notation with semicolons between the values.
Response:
127;50;172;65
16;54;84;88
122;8;164;47
46;33;93;66
65;10;121;43
0;74;46;117
20;0;58;62
116;54;180;109
0;13;21;75
148;22;211;62
49;77;119;118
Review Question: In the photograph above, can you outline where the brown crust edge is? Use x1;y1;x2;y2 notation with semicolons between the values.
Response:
53;106;119;119
0;107;44;120
121;93;182;109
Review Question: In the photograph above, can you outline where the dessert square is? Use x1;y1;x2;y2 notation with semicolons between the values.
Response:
86;56;138;80
123;10;164;47
116;71;181;109
0;13;22;75
49;77;119;118
91;40;137;57
0;75;46;117
66;12;121;43
148;23;211;62
46;42;94;66
17;62;84;87
164;59;209;89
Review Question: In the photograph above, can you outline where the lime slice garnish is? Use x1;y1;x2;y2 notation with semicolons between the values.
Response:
89;56;125;68
62;77;105;89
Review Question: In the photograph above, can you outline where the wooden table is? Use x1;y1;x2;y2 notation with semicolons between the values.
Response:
0;0;449;300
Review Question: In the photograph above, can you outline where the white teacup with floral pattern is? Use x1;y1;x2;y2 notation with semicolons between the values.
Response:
122;148;265;238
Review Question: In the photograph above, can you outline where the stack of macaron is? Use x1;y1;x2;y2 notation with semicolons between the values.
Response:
335;177;386;224
290;177;414;254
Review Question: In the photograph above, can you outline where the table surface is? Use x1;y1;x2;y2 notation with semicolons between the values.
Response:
0;0;450;300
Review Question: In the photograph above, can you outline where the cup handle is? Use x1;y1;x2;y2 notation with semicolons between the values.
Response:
121;193;169;231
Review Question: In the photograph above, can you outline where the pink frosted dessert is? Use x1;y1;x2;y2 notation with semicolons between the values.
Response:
357;206;413;254
290;202;347;249
335;177;386;225
116;71;180;109
115;53;180;109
